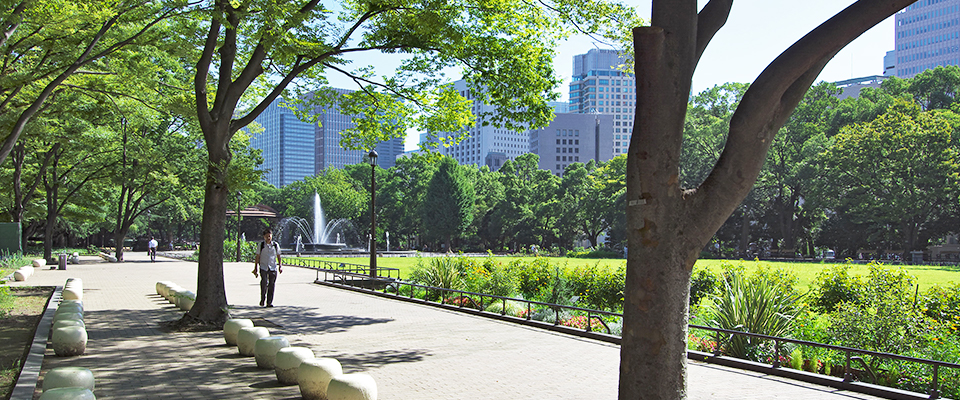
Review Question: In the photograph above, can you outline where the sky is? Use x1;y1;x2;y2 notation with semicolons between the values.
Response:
334;1;899;151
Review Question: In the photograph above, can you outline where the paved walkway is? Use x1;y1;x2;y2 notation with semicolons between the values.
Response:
9;253;886;399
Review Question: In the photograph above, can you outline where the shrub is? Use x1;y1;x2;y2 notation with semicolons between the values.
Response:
827;263;923;369
812;263;863;312
923;282;960;326
512;258;553;299
409;257;466;301
566;263;625;312
690;268;719;306
566;247;622;259
707;270;805;361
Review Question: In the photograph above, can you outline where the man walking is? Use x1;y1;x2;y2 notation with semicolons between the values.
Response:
147;237;158;262
253;228;283;307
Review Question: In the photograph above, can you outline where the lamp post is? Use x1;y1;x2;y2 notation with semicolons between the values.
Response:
367;149;378;278
236;191;242;262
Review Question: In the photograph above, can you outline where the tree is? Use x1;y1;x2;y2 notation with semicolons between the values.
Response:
761;82;836;255
111;118;199;262
185;0;634;325
0;0;187;165
619;1;916;398
422;156;475;251
816;100;960;257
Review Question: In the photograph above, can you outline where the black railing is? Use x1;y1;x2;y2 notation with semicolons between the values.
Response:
687;324;959;399
291;261;959;399
282;257;402;280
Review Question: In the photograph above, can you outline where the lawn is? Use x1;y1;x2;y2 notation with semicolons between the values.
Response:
302;255;960;292
300;255;628;280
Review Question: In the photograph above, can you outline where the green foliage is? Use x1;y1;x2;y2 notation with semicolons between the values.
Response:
566;247;621;259
566;263;625;311
0;286;11;318
923;282;960;326
409;257;465;301
421;157;475;249
708;269;805;361
816;100;960;256
811;264;863;312
222;240;258;263
690;268;719;306
827;263;924;365
512;257;554;300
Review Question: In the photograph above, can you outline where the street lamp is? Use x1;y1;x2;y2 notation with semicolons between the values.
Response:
367;149;378;278
236;191;242;262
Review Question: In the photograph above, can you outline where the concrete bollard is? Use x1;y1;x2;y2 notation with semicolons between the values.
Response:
32;259;46;268
275;347;315;385
56;303;83;314
52;319;85;330
299;358;343;400
223;319;254;346
42;366;95;392
51;326;87;356
326;373;377;400
59;299;83;310
61;287;82;300
38;387;96;400
177;291;196;311
254;336;290;369
237;327;269;356
14;267;31;281
53;312;84;324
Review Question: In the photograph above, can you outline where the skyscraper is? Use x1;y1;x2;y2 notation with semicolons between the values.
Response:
313;88;403;172
568;48;636;156
250;89;405;187
893;0;960;78
429;79;531;171
250;97;316;187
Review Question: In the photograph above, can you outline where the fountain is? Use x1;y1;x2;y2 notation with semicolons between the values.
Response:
277;193;359;253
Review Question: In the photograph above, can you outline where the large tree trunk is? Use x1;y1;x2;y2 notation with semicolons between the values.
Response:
113;230;127;262
184;140;231;325
619;1;916;399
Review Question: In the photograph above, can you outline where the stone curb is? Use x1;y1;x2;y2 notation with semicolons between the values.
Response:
10;286;62;400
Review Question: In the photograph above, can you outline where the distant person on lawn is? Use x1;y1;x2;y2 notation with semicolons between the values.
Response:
253;228;283;307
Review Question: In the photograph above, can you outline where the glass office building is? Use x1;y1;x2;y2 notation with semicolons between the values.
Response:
250;97;316;187
568;49;636;156
894;0;960;78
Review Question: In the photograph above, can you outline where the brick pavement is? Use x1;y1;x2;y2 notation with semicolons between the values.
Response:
9;252;887;399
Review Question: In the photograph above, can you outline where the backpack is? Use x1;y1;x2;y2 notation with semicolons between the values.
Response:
259;241;280;253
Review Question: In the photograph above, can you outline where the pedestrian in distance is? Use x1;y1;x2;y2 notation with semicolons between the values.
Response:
147;237;158;262
253;227;282;307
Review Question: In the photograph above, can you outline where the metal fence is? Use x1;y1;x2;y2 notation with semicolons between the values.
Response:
284;258;960;399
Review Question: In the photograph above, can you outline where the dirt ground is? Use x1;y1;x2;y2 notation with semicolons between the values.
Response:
0;287;53;400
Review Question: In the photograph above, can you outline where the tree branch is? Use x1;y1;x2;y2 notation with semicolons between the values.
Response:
695;0;733;65
689;0;917;244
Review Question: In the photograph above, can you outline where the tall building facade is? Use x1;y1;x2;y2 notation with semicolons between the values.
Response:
430;79;531;171
893;0;960;78
530;113;615;176
250;97;317;187
251;89;405;187
568;48;636;156
313;88;403;172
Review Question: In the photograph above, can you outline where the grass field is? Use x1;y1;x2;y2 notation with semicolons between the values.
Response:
302;255;960;293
